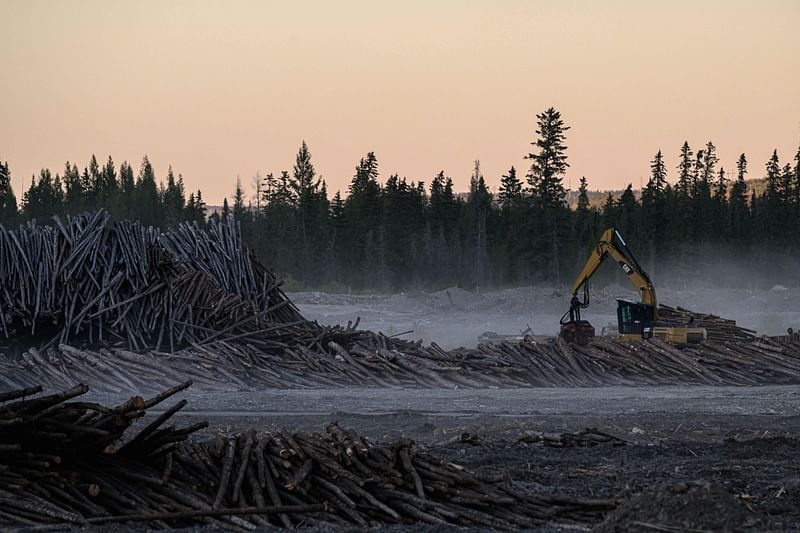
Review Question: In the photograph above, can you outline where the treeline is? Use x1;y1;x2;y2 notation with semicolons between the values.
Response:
2;107;799;290
0;156;207;228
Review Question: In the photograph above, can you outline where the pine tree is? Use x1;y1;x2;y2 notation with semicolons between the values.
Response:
63;162;84;214
729;154;749;241
291;141;328;285
162;166;186;227
525;107;570;284
711;166;728;238
761;150;782;244
642;151;668;267
602;192;617;229
466;160;491;285
84;155;100;207
185;190;207;223
498;166;522;210
525;107;569;207
676;142;693;198
117;161;136;219
101;156;118;208
0;159;17;224
617;184;639;241
339;152;383;286
574;176;594;259
221;198;230;221
134;156;161;226
232;177;248;221
648;150;668;195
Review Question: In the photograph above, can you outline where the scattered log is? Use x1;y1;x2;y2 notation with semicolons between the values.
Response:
0;383;618;530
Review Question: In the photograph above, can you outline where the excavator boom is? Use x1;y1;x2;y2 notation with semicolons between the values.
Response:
569;228;657;310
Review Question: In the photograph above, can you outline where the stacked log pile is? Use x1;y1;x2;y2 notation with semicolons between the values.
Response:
0;211;353;352
0;383;617;529
658;305;757;342
1;333;798;392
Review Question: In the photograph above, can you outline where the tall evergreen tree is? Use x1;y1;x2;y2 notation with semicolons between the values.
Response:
642;150;668;268
134;156;161;226
498;166;522;209
525;107;569;207
574;176;594;254
676;142;693;198
162;166;186;227
466;160;491;285
63;162;84;214
525;107;570;284
0;159;17;224
729;153;749;241
291;141;328;285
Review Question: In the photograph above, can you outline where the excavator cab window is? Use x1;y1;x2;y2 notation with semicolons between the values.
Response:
617;300;655;335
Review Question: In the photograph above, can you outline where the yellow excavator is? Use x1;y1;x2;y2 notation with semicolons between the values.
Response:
559;228;707;346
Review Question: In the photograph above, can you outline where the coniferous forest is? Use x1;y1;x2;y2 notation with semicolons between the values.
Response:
2;108;799;291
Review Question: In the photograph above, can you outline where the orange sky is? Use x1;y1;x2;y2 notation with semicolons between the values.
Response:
1;0;798;204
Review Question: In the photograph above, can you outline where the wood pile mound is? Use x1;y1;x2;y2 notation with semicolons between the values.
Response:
0;383;617;529
0;211;352;352
1;331;799;393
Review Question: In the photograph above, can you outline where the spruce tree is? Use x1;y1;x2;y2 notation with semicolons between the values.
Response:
711;166;728;238
729;154;749;241
525;107;569;207
676;142;693;197
762;150;782;244
0;160;17;224
498;166;522;209
63;162;84;214
642;151;668;267
117;161;136;219
525;107;570;284
101;156;118;208
466;160;491;285
163;166;187;227
221;198;230;221
291;141;327;285
232;177;248;221
134;155;162;226
573;176;595;262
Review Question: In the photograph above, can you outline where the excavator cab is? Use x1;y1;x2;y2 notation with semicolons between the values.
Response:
616;300;655;337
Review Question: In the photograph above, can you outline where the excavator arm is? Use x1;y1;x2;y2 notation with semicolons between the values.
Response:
569;228;657;311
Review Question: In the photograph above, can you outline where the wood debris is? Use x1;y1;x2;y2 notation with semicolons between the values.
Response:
0;383;617;529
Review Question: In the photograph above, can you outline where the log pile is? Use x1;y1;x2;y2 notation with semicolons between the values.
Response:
0;211;348;352
658;305;757;342
1;333;798;393
0;383;617;529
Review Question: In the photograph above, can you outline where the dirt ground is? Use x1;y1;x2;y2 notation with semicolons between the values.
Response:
102;385;800;532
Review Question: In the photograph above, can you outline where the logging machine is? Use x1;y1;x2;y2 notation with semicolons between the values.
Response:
559;228;707;346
